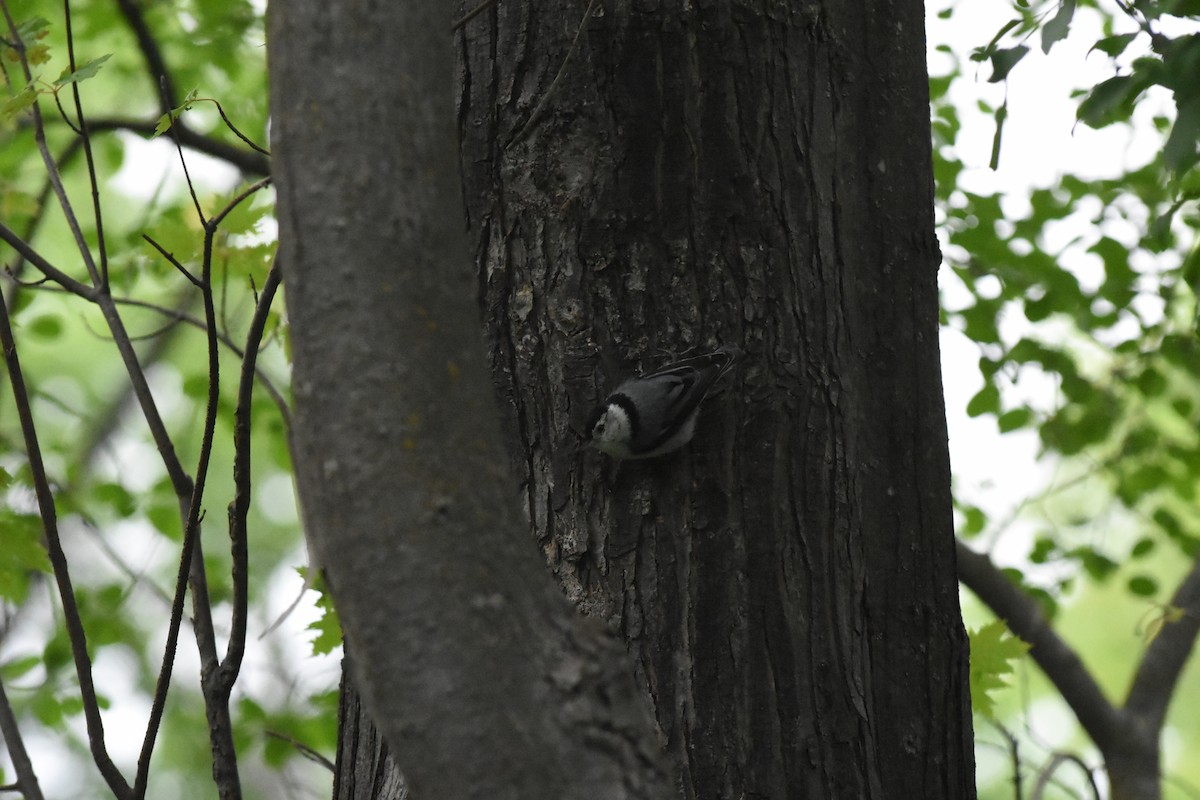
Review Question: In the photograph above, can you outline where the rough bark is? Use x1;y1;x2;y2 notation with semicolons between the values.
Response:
268;0;674;797
333;664;408;800
457;0;976;798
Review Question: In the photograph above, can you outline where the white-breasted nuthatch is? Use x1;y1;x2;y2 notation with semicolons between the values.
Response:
585;346;739;459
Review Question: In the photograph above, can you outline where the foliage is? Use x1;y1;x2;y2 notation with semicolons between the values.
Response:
0;2;333;797
968;620;1032;720
935;0;1200;794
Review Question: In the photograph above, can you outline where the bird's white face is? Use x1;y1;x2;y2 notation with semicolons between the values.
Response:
589;404;634;458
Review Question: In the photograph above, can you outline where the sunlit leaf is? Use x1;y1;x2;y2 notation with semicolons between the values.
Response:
54;53;112;87
969;620;1031;719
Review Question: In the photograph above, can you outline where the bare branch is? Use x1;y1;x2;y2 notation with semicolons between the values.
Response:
0;264;130;799
1124;556;1200;731
956;542;1127;756
63;0;110;287
1030;752;1101;800
219;258;283;691
142;234;202;286
265;730;336;773
0;3;101;287
210;98;270;156
0;678;46;800
4;138;84;305
0;222;96;299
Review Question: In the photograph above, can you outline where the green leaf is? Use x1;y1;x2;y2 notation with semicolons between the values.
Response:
2;84;38;120
152;88;200;137
1091;33;1139;58
304;570;342;656
1135;367;1167;397
0;511;52;601
1162;97;1200;175
54;53;112;87
960;504;988;537
1128;575;1158;597
989;101;1008;169
1041;0;1076;54
308;602;342;656
998;407;1033;432
1078;74;1145;128
1078;549;1119;581
1030;536;1057;563
31;692;63;727
28;314;63;339
0;654;42;681
966;383;1001;418
94;482;138;518
147;503;183;540
979;19;1023;58
1130;538;1156;558
988;46;1029;83
969;620;1031;719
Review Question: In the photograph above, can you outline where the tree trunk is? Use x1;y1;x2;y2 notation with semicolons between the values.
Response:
333;663;408;800
457;1;976;797
268;0;674;797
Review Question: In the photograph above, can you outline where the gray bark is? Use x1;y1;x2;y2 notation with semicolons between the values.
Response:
457;0;977;797
267;0;674;797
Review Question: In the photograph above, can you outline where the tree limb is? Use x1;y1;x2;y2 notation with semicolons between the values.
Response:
1124;556;1200;732
0;256;131;800
956;542;1127;755
0;677;46;800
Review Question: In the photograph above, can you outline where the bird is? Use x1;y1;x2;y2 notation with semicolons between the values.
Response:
585;346;739;459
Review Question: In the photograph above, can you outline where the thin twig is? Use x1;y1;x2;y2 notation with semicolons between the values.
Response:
4;138;85;306
0;677;46;800
220;260;283;694
0;264;130;799
0;6;131;796
142;234;202;286
264;730;336;773
63;0;109;288
162;78;206;226
1030;752;1101;800
109;293;291;425
211;98;270;155
0;221;96;299
986;719;1024;800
